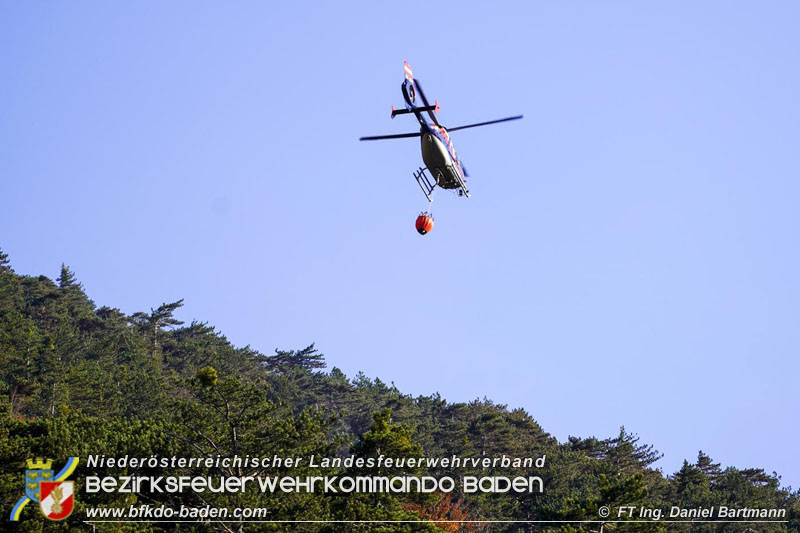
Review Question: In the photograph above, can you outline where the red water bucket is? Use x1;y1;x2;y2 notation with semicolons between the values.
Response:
415;213;434;235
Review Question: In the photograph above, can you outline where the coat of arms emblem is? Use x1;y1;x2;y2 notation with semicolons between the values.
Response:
24;458;54;503
39;480;75;520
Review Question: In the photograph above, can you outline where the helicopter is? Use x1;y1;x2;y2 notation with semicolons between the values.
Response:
360;61;522;234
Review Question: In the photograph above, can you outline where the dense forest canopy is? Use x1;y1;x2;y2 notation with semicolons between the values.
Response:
0;249;797;532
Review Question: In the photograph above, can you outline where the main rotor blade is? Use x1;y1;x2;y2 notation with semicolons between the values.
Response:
446;115;523;132
413;79;440;126
359;132;422;141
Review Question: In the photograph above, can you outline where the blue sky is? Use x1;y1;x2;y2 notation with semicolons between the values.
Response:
2;2;799;487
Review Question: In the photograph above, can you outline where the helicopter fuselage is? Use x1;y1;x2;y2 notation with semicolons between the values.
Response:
420;129;464;190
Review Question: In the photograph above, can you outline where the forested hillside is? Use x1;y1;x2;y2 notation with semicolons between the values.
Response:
1;249;797;532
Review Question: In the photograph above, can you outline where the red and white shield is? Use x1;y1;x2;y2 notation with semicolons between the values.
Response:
39;481;74;520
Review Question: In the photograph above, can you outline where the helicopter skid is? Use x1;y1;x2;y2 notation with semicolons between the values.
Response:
414;167;435;202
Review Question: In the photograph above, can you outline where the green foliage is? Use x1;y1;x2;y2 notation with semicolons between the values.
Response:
0;251;796;531
195;365;218;387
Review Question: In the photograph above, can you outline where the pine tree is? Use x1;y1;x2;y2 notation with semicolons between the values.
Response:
265;343;326;373
131;299;184;352
0;248;13;273
332;408;440;531
605;426;663;474
696;450;721;481
56;263;80;290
